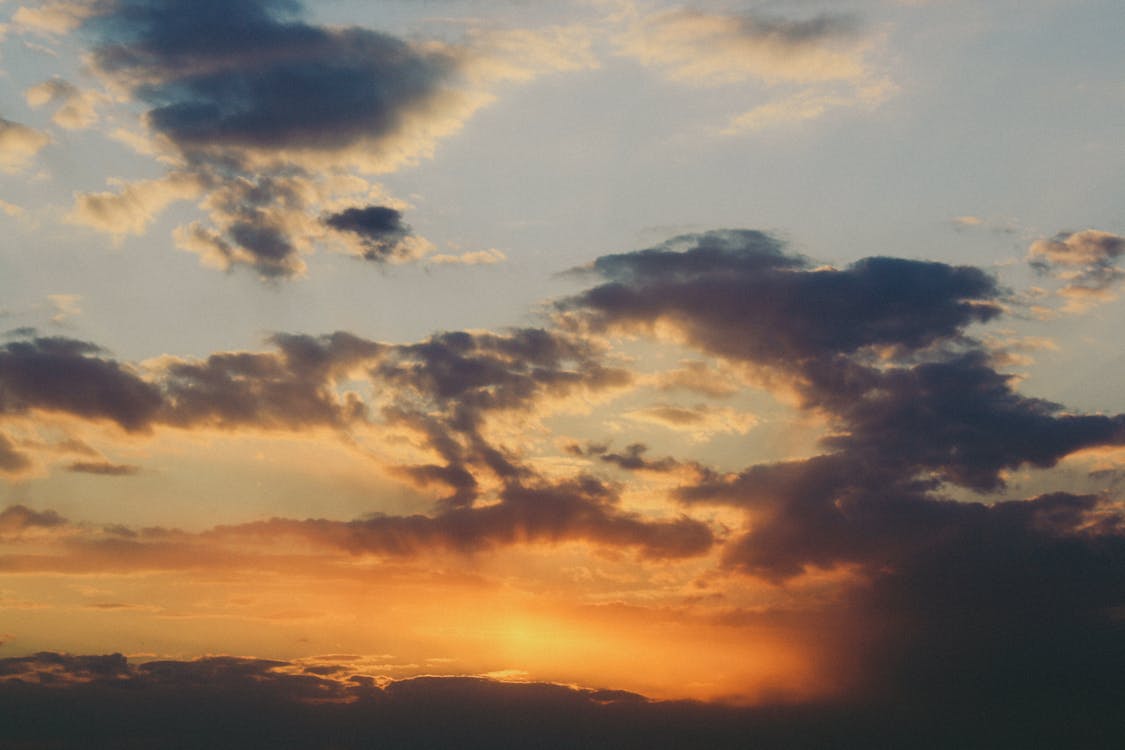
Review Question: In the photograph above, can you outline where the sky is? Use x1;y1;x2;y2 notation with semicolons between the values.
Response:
1;0;1124;746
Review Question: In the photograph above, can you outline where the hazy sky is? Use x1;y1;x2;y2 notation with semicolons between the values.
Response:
1;0;1124;746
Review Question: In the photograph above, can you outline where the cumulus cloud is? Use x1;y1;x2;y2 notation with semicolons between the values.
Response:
564;229;1125;576
552;228;1125;737
69;172;203;236
0;337;162;431
561;229;1001;369
0;328;703;558
24;78;102;129
323;205;432;264
157;331;385;430
225;475;712;560
1028;229;1125;310
85;0;462;172
0;117;50;172
61;0;592;279
376;327;632;506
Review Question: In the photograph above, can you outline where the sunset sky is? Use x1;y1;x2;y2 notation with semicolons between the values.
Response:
2;0;1124;746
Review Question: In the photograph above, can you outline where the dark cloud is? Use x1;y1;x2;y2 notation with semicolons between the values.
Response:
738;12;861;44
0;330;702;562
843;491;1125;747
232;475;713;560
820;351;1125;491
0;331;386;439
0;504;66;534
2;651;1120;748
77;0;463;278
66;461;141;476
89;0;456;158
573;442;684;473
575;231;1117;503
0;337;163;432
0;433;30;473
561;229;1125;740
378;328;631;506
324;205;415;262
563;229;1001;367
159;331;383;429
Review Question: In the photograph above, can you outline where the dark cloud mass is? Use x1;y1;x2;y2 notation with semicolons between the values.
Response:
2;651;1121;748
566;229;1002;366
0;337;162;431
0;327;699;559
563;229;1125;739
324;205;415;262
4;225;1125;743
159;331;383;429
90;0;456;156
79;0;462;278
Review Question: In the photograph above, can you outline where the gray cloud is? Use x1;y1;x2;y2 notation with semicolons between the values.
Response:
0;434;31;474
66;461;141;476
0;337;162;432
230;474;712;560
323;205;419;263
89;0;456;160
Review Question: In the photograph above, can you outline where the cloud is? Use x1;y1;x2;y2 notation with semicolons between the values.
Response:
0;504;66;535
0;117;50;172
10;1;97;36
616;8;867;86
323;205;432;264
722;81;893;134
571;442;685;474
0;435;31;475
427;248;507;266
157;331;384;430
565;229;1125;578
650;359;742;398
69;172;203;236
46;294;81;325
376;328;632;506
1028;229;1125;310
561;229;1001;369
614;6;893;132
66;461;140;476
225;475;712;560
59;0;595;280
624;403;758;440
569;231;1125;724
24;78;101;129
2;650;1122;747
0;199;26;218
0;337;162;432
85;0;461;172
